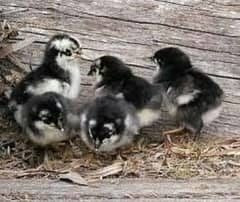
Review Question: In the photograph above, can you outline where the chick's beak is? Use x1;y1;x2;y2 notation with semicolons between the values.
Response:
72;49;82;59
145;56;154;62
73;48;92;60
87;65;96;76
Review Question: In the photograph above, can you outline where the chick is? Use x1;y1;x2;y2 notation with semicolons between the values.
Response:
79;95;139;152
152;47;224;140
21;92;76;147
20;92;79;165
9;34;83;125
88;55;162;127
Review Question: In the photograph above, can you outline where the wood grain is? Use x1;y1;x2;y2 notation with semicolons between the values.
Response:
0;0;239;136
0;178;240;201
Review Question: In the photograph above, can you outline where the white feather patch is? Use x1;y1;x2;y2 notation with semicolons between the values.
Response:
27;121;67;146
116;93;124;99
167;87;173;94
66;62;81;98
89;119;97;126
176;90;200;106
202;105;222;125
55;58;81;99
51;38;79;51
99;135;120;152
80;113;87;125
103;123;114;131
137;108;160;127
56;102;62;109
126;114;140;135
79;113;94;149
27;79;66;95
95;68;103;84
66;113;80;128
39;110;49;117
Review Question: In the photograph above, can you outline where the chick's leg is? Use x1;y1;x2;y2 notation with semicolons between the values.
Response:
163;126;185;144
41;148;53;170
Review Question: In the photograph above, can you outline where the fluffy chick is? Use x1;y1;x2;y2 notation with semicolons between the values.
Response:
152;47;224;138
9;34;83;125
79;95;139;152
88;55;162;127
20;92;76;147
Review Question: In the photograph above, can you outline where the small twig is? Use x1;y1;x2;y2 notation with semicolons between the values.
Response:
0;20;18;41
202;148;240;157
86;162;124;179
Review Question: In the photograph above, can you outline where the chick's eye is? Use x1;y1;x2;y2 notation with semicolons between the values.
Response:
65;49;72;56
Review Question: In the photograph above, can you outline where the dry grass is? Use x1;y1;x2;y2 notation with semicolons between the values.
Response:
0;20;18;43
1;118;240;182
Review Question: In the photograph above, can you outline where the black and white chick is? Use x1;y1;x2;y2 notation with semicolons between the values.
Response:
152;47;224;139
20;92;77;147
79;95;139;152
9;34;83;125
88;56;162;127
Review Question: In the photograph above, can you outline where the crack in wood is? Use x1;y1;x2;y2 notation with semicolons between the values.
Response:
14;29;240;63
68;11;240;38
1;2;239;38
153;39;240;57
154;0;240;20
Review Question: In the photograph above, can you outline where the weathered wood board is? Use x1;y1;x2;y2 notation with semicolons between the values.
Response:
0;178;240;201
0;0;239;136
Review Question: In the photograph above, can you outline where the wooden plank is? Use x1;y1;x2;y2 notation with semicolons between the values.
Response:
0;38;35;58
0;178;240;201
0;0;239;136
